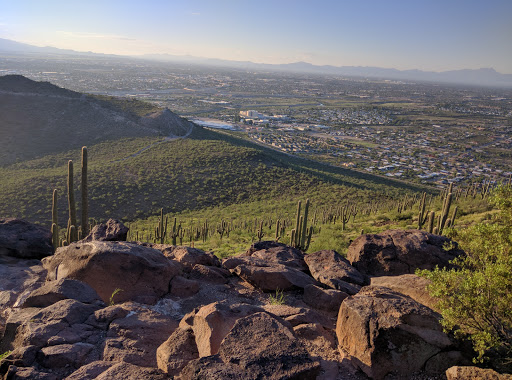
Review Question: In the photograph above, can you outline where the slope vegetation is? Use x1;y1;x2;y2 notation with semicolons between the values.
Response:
0;75;192;165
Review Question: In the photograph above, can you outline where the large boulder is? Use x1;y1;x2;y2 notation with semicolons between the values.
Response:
43;241;181;304
245;241;308;271
160;245;220;271
82;219;128;242
303;284;348;312
4;299;100;351
102;305;179;368
0;218;53;259
304;250;368;293
223;256;317;292
347;229;464;276
190;301;263;357
218;312;321;379
371;274;438;311
21;279;102;308
336;286;463;379
156;327;198;376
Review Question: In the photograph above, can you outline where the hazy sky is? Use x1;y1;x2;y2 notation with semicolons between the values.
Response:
1;0;511;73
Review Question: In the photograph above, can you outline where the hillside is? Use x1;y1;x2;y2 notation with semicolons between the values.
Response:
0;75;193;165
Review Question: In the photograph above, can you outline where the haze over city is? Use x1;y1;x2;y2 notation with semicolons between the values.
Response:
1;0;511;74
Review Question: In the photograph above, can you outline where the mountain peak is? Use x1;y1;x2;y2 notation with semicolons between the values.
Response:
0;74;79;97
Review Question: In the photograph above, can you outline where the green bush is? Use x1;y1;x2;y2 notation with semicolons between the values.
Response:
419;186;512;371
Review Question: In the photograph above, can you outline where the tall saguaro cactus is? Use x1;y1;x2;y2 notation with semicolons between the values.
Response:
81;146;89;236
67;160;77;242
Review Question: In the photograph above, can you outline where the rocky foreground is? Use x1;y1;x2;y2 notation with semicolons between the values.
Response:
0;218;510;380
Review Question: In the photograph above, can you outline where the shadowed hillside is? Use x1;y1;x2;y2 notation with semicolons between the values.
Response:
0;75;193;165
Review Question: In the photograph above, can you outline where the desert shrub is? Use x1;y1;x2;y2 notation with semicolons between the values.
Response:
419;186;512;371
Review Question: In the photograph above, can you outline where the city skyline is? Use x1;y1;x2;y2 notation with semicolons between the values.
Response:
1;0;511;74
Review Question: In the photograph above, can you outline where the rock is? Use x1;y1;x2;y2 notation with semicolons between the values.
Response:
82;219;128;242
10;299;100;349
305;250;368;288
64;360;114;380
2;365;59;380
246;241;308;271
161;246;220;270
336;286;461;380
0;345;38;375
191;301;263;357
170;276;200;297
347;229;464;276
156;327;198;376
218;312;321;379
177;356;247;379
93;361;168;380
226;256;317;292
22;279;102;308
303;284;348;312
103;305;179;368
43;241;180;304
371;274;438;310
0;218;53;259
262;304;334;330
0;308;40;352
37;342;97;368
190;264;229;284
446;366;512;380
293;323;337;350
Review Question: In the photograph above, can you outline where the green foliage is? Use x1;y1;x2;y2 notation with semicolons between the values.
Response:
0;351;12;361
418;186;512;370
268;288;287;305
109;288;123;306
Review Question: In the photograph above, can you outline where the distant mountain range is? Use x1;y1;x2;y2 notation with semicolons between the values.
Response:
1;38;512;88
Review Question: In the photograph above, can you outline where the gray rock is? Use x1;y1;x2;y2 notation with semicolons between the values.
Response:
0;218;53;259
43;241;180;304
82;219;128;242
347;229;464;276
22;279;102;308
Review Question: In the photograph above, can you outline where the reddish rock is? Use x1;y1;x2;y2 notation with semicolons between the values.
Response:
336;286;461;380
305;249;368;288
371;273;438;311
176;356;246;379
191;301;263;357
10;299;100;349
22;279;102;308
103;305;179;368
64;360;114;380
2;365;58;380
94;361;168;380
347;229;464;276
0;218;53;259
43;241;180;304
82;219;128;242
218;312;321;379
156;327;198;376
170;276;200;297
303;284;348;312
161;246;220;270
190;264;229;284
446;366;512;380
246;241;308;271
227;256;317;292
263;304;334;330
37;342;98;368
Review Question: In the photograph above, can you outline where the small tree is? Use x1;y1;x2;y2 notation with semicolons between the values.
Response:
419;186;512;371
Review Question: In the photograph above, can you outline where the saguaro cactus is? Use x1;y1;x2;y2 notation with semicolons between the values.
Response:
81;146;89;236
67;160;78;242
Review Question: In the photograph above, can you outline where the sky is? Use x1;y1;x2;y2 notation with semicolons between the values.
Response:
1;0;511;74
